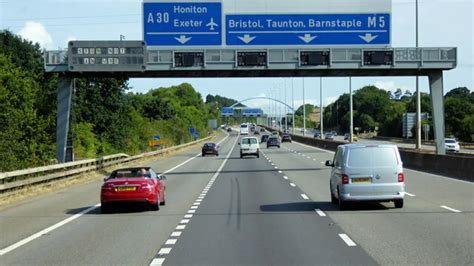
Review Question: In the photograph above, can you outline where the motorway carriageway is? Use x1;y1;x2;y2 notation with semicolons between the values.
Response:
0;130;472;265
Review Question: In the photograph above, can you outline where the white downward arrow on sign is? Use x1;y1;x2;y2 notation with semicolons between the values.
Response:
359;33;378;43
238;34;256;44
298;34;317;43
175;35;192;44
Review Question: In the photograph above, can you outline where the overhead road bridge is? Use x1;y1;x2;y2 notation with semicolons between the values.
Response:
45;45;456;162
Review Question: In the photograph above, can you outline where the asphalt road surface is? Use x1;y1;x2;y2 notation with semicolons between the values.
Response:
1;130;472;265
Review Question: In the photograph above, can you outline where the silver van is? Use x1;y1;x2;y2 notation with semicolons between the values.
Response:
325;144;405;210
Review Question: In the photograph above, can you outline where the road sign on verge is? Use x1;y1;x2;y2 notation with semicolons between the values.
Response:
226;13;390;46
143;1;222;46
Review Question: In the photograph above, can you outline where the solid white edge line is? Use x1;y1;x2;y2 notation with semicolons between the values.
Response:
315;209;327;217
150;258;165;266
339;234;357;246
0;203;100;256
440;205;462;213
301;194;309;200
405;192;416;197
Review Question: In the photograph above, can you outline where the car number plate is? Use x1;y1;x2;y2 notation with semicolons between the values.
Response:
117;186;136;191
352;177;371;183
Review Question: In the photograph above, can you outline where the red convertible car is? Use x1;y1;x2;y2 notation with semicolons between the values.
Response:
100;167;166;213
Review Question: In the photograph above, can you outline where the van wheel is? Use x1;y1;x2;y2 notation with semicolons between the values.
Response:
256;153;260;158
202;153;205;157
338;189;347;210
330;184;337;204
240;153;243;159
394;199;404;208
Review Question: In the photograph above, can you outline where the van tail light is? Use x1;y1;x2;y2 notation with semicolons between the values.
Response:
398;173;405;182
342;174;349;184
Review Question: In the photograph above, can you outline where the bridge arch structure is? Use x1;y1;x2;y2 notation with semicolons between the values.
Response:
229;96;296;113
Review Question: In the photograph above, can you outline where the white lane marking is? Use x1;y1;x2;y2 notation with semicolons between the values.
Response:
198;196;205;199
150;258;165;266
193;202;201;206
407;168;474;185
271;163;274;166
158;248;172;255
320;161;325;164
165;239;177;245
313;159;317;161
199;194;206;197
184;214;193;218
440;205;462;213
339;234;357;246
180;219;190;224
269;160;272;162
315;209;327;217
283;176;289;180
274;166;278;169
289;183;296;187
278;170;283;173
0;203;100;256
190;206;198;209
301;194;309;200
187;210;196;213
293;141;333;154
405;192;416;197
170;231;182;237
196;199;203;202
176;225;186;230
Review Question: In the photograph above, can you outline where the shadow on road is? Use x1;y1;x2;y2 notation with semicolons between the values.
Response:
260;201;391;212
66;203;151;215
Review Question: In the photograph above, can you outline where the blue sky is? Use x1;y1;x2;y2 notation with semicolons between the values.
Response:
1;0;472;113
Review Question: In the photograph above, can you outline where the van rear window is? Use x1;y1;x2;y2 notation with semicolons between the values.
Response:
241;125;248;128
241;138;257;144
347;147;398;168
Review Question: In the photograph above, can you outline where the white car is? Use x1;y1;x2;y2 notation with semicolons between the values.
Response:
444;138;460;152
240;123;249;135
239;137;260;158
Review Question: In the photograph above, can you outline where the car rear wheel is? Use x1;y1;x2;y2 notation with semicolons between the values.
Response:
394;199;404;208
150;198;160;211
216;153;219;156
100;203;112;214
256;153;259;158
161;191;166;206
202;153;205;157
240;153;243;159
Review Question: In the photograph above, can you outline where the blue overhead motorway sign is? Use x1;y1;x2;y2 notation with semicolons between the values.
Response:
143;1;222;46
226;14;390;46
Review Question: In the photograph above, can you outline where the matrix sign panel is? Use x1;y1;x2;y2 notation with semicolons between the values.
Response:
68;41;146;72
143;1;222;46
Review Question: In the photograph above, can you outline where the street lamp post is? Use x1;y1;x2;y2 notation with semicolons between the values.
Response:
320;77;324;139
350;77;354;143
292;78;295;134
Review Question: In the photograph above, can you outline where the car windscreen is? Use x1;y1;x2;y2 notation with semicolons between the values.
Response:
204;143;215;148
240;125;248;128
347;147;398;168
111;170;147;178
241;138;257;144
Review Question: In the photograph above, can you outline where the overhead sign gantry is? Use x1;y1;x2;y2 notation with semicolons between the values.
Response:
44;0;457;162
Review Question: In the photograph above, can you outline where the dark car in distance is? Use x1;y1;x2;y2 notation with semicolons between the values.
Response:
227;127;232;132
281;134;292;143
202;142;219;156
261;134;270;143
267;136;281;148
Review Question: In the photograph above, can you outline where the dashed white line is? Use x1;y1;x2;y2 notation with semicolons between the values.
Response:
193;202;200;206
176;225;186;230
165;239;177;245
196;199;203;202
180;219;190;224
190;206;198;209
184;214;193;218
150;258;165;266
301;194;309;200
187;210;196;213
289;183;296;187
283;176;289;180
170;231;182;237
278;170;283;173
158;247;172;255
274;166;278;169
339;234;357;246
440;205;462;213
315;209;327;217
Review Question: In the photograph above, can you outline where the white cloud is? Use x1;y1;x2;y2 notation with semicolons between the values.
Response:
18;21;53;49
324;97;338;106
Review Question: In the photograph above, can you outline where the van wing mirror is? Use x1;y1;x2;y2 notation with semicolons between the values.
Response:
325;160;334;167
